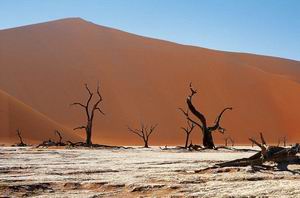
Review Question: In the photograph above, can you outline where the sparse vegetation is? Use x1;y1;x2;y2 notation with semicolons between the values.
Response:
127;123;158;148
180;120;195;148
71;83;104;146
180;83;232;149
15;129;27;147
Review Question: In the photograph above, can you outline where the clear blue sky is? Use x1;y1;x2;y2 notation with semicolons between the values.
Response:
1;0;299;60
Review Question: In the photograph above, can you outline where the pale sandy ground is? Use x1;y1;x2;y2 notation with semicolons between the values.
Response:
1;146;300;197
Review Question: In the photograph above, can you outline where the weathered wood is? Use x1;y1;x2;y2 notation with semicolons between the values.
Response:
180;119;195;148
36;139;57;148
54;130;66;146
224;137;234;147
180;83;232;149
15;129;27;147
66;141;129;149
127;123;158;148
213;133;300;170
71;83;104;146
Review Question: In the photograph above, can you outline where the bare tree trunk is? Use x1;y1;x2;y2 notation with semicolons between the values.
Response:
71;83;104;147
128;123;158;148
144;140;149;148
179;120;195;149
185;133;190;148
86;122;92;146
203;130;214;149
196;134;300;174
16;129;27;146
224;138;228;146
180;83;232;149
54;130;63;145
86;129;92;146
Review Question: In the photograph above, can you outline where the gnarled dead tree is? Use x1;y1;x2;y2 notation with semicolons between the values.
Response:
71;83;104;146
224;136;234;147
127;123;158;148
54;130;66;146
180;83;232;149
215;133;300;169
181;119;195;148
16;129;27;147
196;133;300;174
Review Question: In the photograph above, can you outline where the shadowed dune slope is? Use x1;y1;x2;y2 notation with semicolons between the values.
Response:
0;89;82;144
1;18;300;145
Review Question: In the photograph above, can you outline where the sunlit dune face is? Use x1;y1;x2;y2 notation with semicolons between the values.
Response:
0;18;300;145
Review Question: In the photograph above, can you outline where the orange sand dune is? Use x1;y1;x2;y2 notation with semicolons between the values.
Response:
0;18;300;145
0;89;82;144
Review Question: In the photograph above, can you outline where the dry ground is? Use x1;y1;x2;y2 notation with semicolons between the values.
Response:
1;146;300;197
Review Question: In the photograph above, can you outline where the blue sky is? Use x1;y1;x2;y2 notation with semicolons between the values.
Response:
0;0;299;60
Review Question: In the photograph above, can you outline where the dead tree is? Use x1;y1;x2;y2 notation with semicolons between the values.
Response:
71;83;104;146
16;129;27;147
36;139;57;148
224;136;234;147
54;130;65;146
181;120;195;148
278;136;287;147
127;123;158;148
214;133;300;169
180;83;232;149
251;138;254;147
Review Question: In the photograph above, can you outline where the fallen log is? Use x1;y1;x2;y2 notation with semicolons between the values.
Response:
199;133;300;172
36;139;58;148
66;141;130;149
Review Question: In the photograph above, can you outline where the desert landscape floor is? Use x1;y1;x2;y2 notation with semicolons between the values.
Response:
1;146;300;197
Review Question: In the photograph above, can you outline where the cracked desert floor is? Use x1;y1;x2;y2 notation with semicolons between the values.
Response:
1;146;300;197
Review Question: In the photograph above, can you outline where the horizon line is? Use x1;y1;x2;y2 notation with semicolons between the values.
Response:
1;17;299;62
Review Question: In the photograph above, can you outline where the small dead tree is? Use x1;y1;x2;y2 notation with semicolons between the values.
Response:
54;130;65;146
224;136;234;147
71;83;104;146
127;123;158;148
16;129;27;146
181;119;195;148
180;83;232;149
278;136;287;147
55;130;62;143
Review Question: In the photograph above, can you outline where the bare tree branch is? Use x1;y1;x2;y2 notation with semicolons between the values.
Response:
16;129;26;146
73;126;86;130
85;83;93;96
180;120;196;148
127;123;158;148
147;124;158;138
208;107;233;131
95;107;105;115
249;136;267;155
189;82;197;98
71;83;104;146
260;132;267;146
127;126;144;138
182;83;233;149
54;130;63;143
70;102;86;108
186;92;207;129
179;108;202;129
